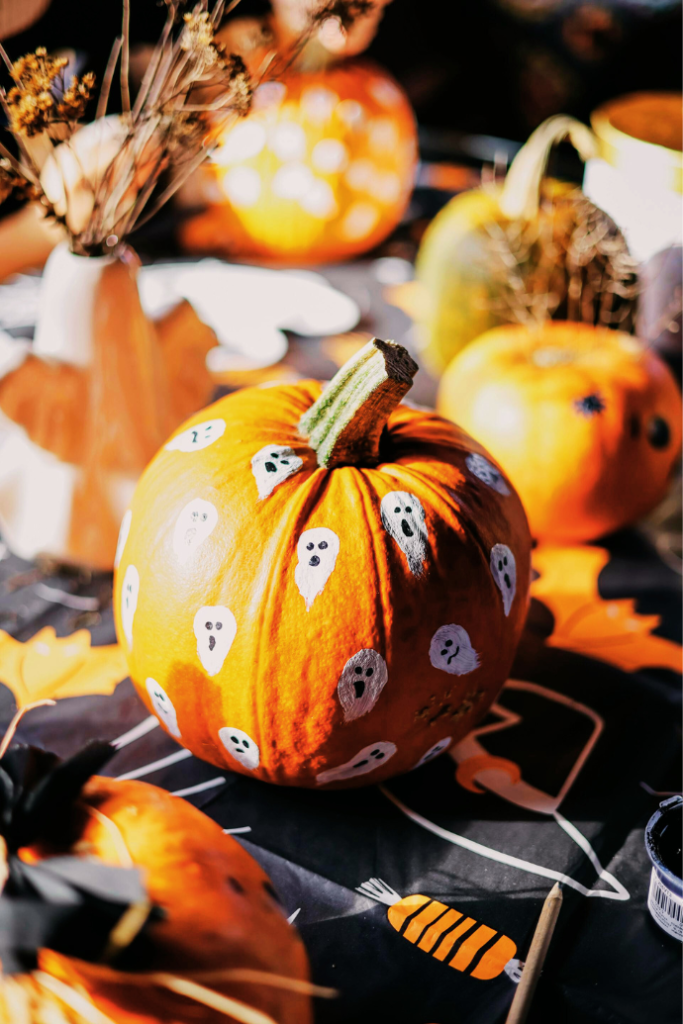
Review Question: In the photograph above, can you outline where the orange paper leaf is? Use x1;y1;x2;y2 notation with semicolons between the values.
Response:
0;627;128;707
531;545;683;674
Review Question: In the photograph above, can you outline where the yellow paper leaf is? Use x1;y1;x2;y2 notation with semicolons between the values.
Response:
531;545;683;674
0;627;128;707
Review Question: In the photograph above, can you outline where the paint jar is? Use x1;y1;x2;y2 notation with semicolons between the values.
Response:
645;795;683;941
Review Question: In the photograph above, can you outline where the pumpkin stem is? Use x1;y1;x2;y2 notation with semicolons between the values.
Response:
300;338;418;468
499;115;597;222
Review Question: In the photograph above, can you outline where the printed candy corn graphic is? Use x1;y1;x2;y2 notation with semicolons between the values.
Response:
357;878;518;980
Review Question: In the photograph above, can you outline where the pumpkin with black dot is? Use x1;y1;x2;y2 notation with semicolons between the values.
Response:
438;322;682;543
21;774;313;1024
114;338;531;787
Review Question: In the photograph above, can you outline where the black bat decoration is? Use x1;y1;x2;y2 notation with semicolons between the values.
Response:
0;739;161;974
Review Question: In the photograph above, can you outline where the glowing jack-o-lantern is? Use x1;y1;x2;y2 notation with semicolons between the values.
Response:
182;60;417;263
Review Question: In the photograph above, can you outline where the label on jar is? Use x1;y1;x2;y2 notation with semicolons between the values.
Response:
648;868;683;941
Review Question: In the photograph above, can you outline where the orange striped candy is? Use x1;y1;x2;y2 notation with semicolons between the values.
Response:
387;895;516;979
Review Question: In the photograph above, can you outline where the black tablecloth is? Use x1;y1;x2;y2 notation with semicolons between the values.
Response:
0;255;681;1024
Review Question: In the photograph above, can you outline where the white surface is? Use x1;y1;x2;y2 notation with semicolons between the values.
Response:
0;259;361;372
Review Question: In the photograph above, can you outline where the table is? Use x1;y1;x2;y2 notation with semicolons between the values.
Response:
0;251;680;1024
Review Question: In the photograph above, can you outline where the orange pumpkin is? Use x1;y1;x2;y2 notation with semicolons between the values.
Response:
438;322;683;543
113;339;531;787
17;774;312;1024
181;60;417;264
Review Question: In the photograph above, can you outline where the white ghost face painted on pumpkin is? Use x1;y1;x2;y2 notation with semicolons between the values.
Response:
294;527;340;610
380;491;428;576
429;624;480;675
120;565;139;648
490;543;516;617
337;649;388;721
145;677;180;738
172;498;218;564
193;605;237;676
218;726;260;770
251;444;303;499
114;510;132;569
413;736;452;770
466;453;510;496
316;741;397;785
165;419;226;453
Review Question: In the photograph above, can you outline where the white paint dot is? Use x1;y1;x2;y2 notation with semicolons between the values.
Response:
272;163;313;200
213;122;266;165
368;78;403;108
223;166;261;207
345;158;374;191
301;87;338;124
300;177;337;219
311;138;348;174
368;171;402;205
341;202;379;240
253;81;286;110
369;118;398;151
34;642;50;656
337;99;365;127
269;122;307;162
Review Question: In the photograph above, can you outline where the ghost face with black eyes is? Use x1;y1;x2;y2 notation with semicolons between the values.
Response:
218;727;260;770
165;418;226;453
120;565;139;648
337;649;388;721
380;491;428;576
429;624;480;675
413;736;452;770
251;445;303;499
466;453;510;496
172;498;218;564
316;741;397;785
145;678;180;738
294;527;340;610
490;543;516;617
193;605;237;676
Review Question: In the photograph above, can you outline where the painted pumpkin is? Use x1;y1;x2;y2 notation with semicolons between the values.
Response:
10;755;312;1024
415;115;638;373
438;322;682;543
114;338;531;788
181;60;417;264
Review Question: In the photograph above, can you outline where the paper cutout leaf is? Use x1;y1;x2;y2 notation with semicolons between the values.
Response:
0;627;128;706
531;545;683;674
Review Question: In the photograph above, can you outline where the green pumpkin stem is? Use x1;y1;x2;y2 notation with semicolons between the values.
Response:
499;115;597;222
300;338;418;468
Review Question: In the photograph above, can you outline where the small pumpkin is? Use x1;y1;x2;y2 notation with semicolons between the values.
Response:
181;59;417;264
415;115;638;373
437;322;682;544
1;734;312;1024
114;338;531;787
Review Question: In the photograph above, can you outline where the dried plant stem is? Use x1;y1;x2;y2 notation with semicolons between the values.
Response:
120;0;131;114
96;37;123;120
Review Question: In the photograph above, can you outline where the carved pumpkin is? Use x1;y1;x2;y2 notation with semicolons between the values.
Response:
438;322;682;543
415;115;638;373
114;339;531;787
10;757;312;1024
181;60;417;264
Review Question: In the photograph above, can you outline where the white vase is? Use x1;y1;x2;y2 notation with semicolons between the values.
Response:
0;242;172;570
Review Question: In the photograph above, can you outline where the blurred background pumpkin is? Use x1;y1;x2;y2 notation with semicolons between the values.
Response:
438;321;682;543
415;115;638;374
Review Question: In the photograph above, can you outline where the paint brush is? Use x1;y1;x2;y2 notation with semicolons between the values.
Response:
504;882;563;1024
